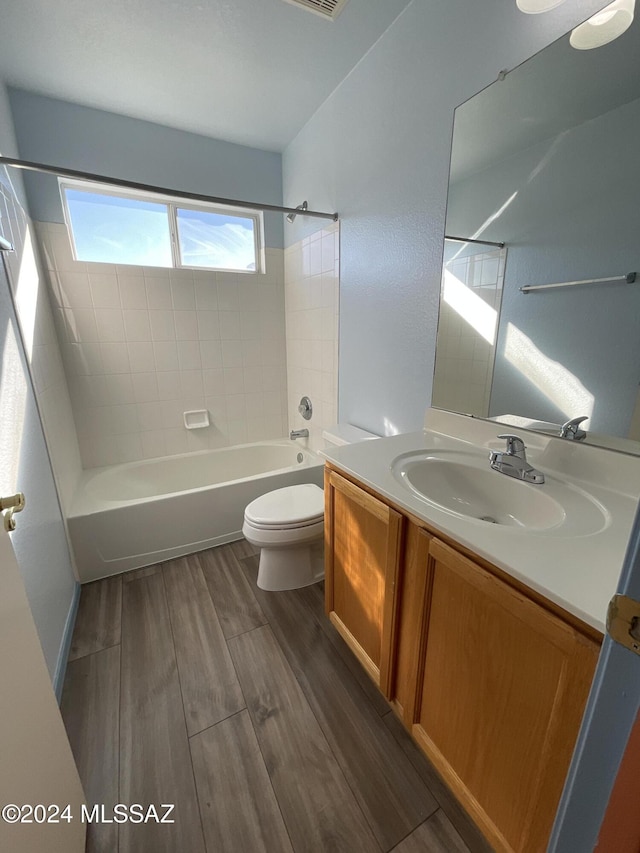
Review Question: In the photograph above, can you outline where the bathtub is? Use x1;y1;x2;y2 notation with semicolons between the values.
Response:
67;440;324;582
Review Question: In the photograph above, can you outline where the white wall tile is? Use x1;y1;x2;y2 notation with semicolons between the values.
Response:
219;312;241;340
123;309;152;341
103;373;134;405
160;399;184;430
197;311;220;340
127;341;156;373
132;372;160;403
157;370;181;400
58;271;92;308
177;340;202;371
90;274;121;309
243;367;263;394
199;339;223;369
175;310;198;340
145;277;172;309
110;403;140;434
149;310;176;341
153;340;179;372
100;342;130;374
137;401;162;431
75;342;103;375
285;223;339;451
65;308;98;343
171;277;195;310
217;280;239;311
179;370;204;399
221;340;243;369
39;222;289;466
195;279;218;310
203;369;225;397
141;430;167;459
223;367;244;395
95;309;125;342
119;275;148;309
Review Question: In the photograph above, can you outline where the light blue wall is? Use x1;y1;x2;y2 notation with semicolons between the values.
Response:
282;0;608;436
447;95;640;436
0;81;79;692
8;88;285;249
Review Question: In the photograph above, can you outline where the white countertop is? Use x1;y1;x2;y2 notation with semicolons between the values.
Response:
323;411;640;633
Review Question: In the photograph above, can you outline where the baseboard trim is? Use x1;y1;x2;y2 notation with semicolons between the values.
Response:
53;581;81;703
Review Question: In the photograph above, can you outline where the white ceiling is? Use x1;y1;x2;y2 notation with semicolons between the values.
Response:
0;0;413;152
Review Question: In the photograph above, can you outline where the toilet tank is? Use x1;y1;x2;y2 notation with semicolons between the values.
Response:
322;423;380;448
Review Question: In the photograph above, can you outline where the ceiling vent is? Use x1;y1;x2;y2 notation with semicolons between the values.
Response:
281;0;351;20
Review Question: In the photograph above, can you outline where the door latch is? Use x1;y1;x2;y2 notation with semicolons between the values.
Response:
607;594;640;655
0;492;25;532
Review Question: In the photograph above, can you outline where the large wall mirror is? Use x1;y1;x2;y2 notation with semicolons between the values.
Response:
433;6;640;454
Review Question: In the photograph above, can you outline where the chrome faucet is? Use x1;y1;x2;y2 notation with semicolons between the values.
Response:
559;416;588;441
489;434;545;484
290;428;309;440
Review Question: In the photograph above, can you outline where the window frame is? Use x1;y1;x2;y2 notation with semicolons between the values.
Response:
59;178;265;274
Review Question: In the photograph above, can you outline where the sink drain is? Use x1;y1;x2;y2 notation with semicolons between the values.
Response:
479;515;498;524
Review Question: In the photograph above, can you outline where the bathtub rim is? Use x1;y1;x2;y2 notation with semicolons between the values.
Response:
68;438;322;518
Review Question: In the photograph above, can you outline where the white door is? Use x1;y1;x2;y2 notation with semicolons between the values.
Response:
0;522;85;852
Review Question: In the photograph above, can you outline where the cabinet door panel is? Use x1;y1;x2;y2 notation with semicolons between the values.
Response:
413;538;599;853
325;470;402;695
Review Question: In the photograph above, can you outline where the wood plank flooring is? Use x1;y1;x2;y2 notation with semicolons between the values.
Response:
61;542;488;853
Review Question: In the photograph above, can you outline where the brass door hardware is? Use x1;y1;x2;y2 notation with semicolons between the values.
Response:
1;492;25;532
607;594;640;656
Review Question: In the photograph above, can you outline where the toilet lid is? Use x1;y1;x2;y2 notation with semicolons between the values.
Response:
244;483;324;528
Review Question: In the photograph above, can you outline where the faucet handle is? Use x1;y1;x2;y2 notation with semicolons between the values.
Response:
497;433;527;457
560;416;588;440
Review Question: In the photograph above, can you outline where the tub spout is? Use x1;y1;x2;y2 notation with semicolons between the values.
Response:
290;429;309;440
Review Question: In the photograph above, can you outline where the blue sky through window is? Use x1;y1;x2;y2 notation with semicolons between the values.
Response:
65;190;173;266
177;207;256;271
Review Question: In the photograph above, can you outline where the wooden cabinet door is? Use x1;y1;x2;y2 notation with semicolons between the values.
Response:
324;469;403;697
411;538;599;853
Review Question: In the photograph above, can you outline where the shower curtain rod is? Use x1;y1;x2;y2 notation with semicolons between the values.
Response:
445;234;505;249
0;157;339;222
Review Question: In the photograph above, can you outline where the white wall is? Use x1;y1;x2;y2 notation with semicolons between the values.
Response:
0;81;78;692
282;0;608;436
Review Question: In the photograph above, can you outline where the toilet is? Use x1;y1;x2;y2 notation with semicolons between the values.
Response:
242;424;379;591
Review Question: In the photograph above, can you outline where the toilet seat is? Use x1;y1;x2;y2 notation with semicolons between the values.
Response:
244;483;324;529
242;517;324;547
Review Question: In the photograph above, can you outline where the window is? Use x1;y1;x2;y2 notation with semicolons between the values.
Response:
60;180;264;273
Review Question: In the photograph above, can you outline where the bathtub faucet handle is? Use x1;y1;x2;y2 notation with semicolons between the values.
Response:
290;429;309;440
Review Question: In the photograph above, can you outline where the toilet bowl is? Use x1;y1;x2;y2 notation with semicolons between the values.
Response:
242;423;379;591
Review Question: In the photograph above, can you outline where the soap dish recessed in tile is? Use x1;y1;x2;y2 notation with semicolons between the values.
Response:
184;409;210;430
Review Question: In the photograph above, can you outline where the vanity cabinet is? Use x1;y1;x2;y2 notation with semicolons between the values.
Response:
324;468;403;697
324;464;601;853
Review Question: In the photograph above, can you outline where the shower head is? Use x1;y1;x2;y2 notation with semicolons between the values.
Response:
286;200;308;223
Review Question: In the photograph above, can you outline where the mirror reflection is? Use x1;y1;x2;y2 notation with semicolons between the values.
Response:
433;9;640;454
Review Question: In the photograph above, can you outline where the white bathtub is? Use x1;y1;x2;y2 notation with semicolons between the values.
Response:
67;440;324;582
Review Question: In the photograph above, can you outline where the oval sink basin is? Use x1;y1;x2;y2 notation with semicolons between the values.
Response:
392;451;609;536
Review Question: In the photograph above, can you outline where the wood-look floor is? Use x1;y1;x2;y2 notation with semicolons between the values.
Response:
62;541;492;853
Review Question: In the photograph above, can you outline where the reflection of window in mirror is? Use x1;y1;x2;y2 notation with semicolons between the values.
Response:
432;240;507;417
